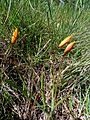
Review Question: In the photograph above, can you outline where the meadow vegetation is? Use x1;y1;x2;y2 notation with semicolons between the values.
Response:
0;0;90;120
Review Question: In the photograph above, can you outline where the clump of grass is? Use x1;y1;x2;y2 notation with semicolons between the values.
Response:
0;0;90;120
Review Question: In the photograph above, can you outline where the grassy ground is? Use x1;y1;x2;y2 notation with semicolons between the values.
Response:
0;0;90;120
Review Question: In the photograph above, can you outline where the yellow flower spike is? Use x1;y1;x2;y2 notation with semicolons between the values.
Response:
59;34;74;48
64;41;76;56
11;28;18;44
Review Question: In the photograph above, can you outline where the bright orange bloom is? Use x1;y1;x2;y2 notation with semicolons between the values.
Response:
64;41;76;56
59;34;74;48
11;28;18;44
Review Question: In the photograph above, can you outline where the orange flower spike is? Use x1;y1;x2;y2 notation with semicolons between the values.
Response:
11;28;18;44
64;41;76;56
59;34;74;48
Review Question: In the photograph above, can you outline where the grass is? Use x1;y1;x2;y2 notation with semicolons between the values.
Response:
0;0;90;120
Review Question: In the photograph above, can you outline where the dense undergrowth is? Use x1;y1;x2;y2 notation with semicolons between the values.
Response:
0;0;90;120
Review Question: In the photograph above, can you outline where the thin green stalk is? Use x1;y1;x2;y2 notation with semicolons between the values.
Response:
47;0;53;20
4;0;12;24
40;71;46;111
